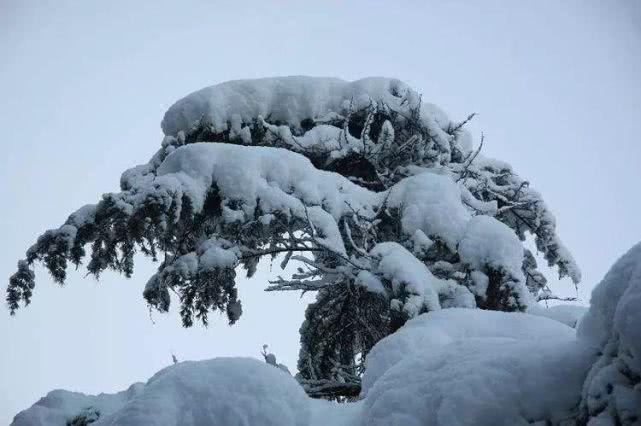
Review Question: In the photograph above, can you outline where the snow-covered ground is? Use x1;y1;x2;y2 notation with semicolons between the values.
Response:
12;242;641;425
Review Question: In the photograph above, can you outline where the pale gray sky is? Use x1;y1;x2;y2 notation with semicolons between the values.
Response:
1;1;640;423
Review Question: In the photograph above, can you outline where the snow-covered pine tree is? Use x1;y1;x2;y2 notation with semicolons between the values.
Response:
7;77;580;399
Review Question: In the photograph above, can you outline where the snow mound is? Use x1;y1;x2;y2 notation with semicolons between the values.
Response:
361;309;594;425
363;336;592;425
11;384;144;426
577;242;641;424
361;308;579;396
161;76;450;138
12;358;311;426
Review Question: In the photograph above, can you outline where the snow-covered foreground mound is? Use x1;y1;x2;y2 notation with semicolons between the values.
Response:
361;310;593;425
11;309;591;426
12;242;641;425
12;358;311;426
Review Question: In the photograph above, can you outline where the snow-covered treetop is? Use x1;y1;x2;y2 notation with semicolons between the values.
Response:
7;76;580;399
161;76;452;141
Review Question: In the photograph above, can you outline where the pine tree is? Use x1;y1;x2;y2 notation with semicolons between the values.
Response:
7;77;580;399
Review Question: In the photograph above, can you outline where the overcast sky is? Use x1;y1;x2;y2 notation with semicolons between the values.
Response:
1;1;640;423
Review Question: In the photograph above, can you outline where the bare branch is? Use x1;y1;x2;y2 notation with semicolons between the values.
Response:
457;132;484;183
448;112;477;134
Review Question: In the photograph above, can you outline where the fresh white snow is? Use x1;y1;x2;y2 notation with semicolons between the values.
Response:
367;242;442;315
13;358;311;426
160;77;452;145
360;308;580;397
387;171;471;251
577;242;641;424
10;384;145;426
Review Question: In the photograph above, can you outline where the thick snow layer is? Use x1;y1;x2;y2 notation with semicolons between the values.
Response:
161;76;451;139
155;142;376;254
387;172;470;251
578;242;641;354
368;242;442;315
363;335;591;425
361;309;594;425
577;242;641;424
11;384;144;426
360;308;578;396
13;358;311;426
458;215;525;281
